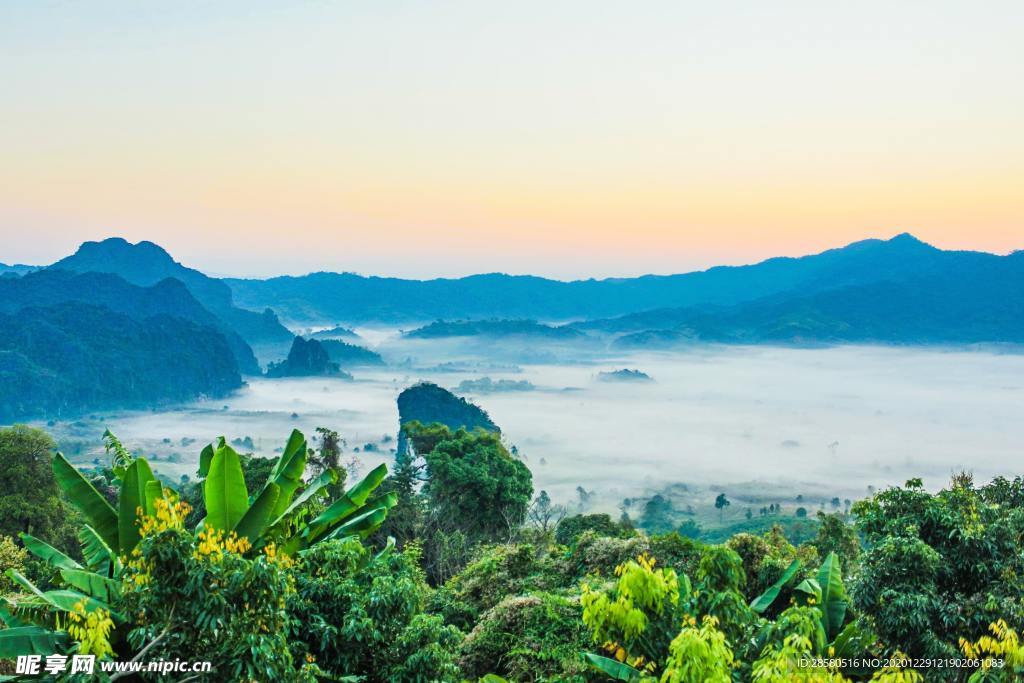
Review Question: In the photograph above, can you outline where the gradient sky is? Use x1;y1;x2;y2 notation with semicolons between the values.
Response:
2;1;1021;279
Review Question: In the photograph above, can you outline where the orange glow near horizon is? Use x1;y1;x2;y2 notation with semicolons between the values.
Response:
1;2;1021;278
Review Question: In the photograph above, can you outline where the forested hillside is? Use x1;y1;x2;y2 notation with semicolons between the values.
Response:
2;422;1020;682
588;250;1024;346
396;382;499;455
0;270;260;374
224;234;1013;325
0;304;241;423
50;237;292;345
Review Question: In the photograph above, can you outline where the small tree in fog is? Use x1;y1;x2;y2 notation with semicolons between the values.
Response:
715;493;730;522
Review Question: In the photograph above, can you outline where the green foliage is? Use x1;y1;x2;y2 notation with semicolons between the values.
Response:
727;525;819;606
749;558;802;614
419;424;532;542
289;538;462;682
556;513;631;546
460;593;589;682
661;615;734;683
203;441;251;532
122;524;300;680
581;553;688;674
435;543;563;629
402;422;533;583
852;476;1024;668
0;427;74;552
0;535;28;595
563;530;702;588
693;545;755;645
0;301;243;423
812;512;861;572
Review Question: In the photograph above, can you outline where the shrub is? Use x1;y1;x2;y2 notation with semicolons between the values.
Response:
435;543;563;629
460;593;589;682
555;513;630;546
288;538;462;682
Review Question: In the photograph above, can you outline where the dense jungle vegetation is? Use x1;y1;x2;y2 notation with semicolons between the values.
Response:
1;422;1022;682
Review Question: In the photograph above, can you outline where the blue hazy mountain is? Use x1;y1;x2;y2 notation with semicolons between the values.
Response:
0;303;242;424
396;382;499;455
405;319;585;340
0;270;260;374
50;238;292;345
597;249;1024;346
0;263;38;277
225;233;988;324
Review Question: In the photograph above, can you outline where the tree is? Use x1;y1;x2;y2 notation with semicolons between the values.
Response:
813;512;860;571
0;426;72;549
852;476;1024;670
401;422;532;583
409;423;533;543
795;507;808;518
715;493;731;522
289;538;462;682
527;490;567;535
642;494;677;533
2;429;396;663
312;426;346;497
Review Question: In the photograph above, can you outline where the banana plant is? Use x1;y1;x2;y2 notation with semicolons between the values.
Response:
2;453;170;656
196;430;397;553
749;552;873;660
2;429;394;658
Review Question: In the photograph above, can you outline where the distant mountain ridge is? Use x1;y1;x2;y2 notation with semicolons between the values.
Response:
50;237;292;345
225;233;1002;324
595;249;1024;346
0;303;241;423
405;319;585;340
0;270;260;374
0;263;38;277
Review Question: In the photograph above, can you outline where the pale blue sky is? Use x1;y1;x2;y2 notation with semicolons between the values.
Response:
2;1;1022;277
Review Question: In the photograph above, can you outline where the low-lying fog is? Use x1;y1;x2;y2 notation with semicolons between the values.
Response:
55;334;1024;513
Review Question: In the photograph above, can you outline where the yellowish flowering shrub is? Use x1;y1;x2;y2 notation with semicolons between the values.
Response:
581;553;684;670
961;620;1024;682
65;599;114;658
660;615;734;683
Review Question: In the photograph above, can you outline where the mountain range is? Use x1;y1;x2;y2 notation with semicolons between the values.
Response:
0;270;260;374
223;233;1017;326
2;232;1021;422
51;238;292;346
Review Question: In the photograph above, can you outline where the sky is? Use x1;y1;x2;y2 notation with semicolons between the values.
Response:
1;1;1022;279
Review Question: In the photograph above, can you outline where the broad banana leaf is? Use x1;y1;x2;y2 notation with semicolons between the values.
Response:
58;569;121;604
831;619;876;659
266;430;308;519
78;525;116;576
198;443;214;478
303;463;389;542
6;571;118;619
321;500;394;542
0;605;29;627
794;578;822;603
581;652;644;681
52;453;119;553
19;533;82;572
233;483;280;543
119;458;156;553
750;558;802;613
0;626;69;658
144;479;164;518
271;469;338;528
816;552;849;639
204;443;249;531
